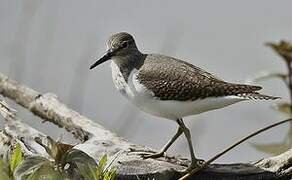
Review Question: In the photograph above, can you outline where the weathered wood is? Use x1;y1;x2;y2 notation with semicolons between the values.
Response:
0;72;291;179
0;100;50;158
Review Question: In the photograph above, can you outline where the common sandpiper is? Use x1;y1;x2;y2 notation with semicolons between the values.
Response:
90;32;279;171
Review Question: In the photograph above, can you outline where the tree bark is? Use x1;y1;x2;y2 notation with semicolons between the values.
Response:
0;72;291;180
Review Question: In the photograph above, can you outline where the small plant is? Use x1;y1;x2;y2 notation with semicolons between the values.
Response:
0;138;116;180
248;40;292;155
0;143;23;180
78;154;116;180
0;100;116;180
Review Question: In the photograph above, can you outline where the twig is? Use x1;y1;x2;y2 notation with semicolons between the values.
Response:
179;118;292;180
245;72;288;87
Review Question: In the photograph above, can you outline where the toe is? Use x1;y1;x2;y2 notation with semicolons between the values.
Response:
142;152;165;159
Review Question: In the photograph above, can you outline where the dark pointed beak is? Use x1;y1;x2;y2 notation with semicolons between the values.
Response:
90;49;115;69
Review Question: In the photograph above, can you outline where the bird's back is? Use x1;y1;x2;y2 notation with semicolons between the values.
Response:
137;54;264;101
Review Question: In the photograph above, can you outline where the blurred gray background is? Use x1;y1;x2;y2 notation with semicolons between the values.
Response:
0;0;291;163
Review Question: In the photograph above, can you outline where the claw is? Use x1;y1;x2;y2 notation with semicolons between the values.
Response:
128;148;156;154
179;159;204;173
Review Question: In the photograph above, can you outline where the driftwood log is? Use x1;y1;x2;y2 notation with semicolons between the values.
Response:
0;72;291;180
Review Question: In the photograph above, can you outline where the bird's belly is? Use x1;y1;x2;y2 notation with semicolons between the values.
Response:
136;96;246;120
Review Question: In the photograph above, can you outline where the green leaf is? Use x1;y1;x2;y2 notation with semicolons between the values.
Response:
76;163;99;180
103;150;121;173
135;175;141;180
25;162;62;180
94;154;107;179
98;155;116;180
0;158;10;180
77;163;116;180
74;154;116;180
60;148;97;168
60;148;97;178
98;155;107;172
13;156;51;180
10;143;23;173
103;168;116;180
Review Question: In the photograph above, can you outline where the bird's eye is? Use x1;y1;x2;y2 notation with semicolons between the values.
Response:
121;41;129;48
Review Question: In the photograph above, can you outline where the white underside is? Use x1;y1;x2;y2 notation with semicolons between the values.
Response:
137;96;246;120
111;62;247;120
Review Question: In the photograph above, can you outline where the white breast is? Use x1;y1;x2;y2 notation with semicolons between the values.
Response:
111;62;153;101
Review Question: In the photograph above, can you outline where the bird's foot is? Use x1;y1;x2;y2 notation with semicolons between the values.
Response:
128;147;156;154
141;151;166;159
179;159;205;173
128;148;169;159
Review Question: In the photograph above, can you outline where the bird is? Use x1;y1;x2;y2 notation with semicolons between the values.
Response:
89;32;279;171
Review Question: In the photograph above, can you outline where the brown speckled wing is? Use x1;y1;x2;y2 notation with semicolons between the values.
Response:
136;54;262;101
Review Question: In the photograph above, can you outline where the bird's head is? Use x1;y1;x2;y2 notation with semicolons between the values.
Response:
90;32;139;69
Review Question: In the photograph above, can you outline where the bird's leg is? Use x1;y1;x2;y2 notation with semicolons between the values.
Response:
142;126;183;159
177;118;201;171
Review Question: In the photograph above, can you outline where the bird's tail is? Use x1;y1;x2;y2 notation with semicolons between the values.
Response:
237;92;280;100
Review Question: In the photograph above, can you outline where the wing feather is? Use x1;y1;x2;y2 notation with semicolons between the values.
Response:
137;54;261;101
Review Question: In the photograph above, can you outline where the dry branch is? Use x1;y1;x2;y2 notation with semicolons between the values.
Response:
0;72;291;180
